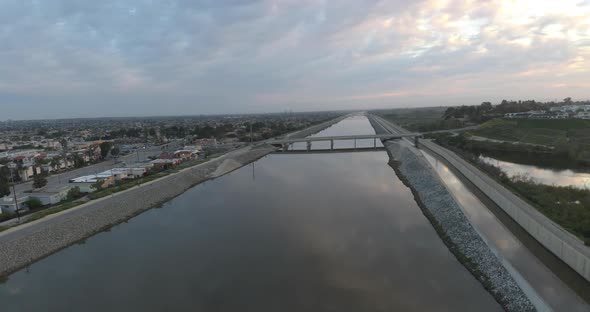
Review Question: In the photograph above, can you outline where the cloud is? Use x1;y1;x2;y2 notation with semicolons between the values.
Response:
0;0;589;119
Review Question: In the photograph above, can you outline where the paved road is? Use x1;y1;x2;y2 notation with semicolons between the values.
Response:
12;142;182;197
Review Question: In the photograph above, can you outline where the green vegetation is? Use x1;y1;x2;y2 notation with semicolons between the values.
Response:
72;154;86;168
0;212;11;223
24;198;43;209
99;142;113;159
111;146;120;157
25;201;81;223
373;107;457;132
468;118;590;166
479;159;590;244
436;140;590;244
66;186;81;201
32;173;48;189
0;166;10;197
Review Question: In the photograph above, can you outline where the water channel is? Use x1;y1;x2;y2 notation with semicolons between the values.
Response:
0;116;510;311
479;155;590;190
424;152;590;311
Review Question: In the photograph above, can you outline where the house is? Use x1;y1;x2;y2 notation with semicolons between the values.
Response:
173;149;200;160
576;111;590;119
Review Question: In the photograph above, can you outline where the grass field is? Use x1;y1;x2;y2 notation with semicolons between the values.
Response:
373;107;463;132
472;118;590;147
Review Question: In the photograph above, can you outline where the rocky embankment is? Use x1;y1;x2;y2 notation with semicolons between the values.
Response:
385;140;535;311
0;145;274;278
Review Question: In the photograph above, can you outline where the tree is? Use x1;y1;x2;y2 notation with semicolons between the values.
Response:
111;146;120;158
13;162;23;182
60;138;68;158
33;173;47;189
480;102;493;111
0;166;10;197
72;154;86;168
99;142;113;159
50;158;61;171
91;181;104;192
66;186;81;201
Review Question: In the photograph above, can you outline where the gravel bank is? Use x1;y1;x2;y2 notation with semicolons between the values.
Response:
385;140;535;312
0;145;274;278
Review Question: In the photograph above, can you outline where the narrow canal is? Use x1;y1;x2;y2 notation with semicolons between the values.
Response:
0;116;501;311
478;155;590;189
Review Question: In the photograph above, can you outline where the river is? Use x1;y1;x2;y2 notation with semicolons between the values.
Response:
479;155;590;189
0;116;501;311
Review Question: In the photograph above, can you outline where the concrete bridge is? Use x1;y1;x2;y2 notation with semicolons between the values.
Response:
269;133;421;152
269;133;423;152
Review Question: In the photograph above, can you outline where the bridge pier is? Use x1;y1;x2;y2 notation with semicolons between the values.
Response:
373;137;376;148
414;136;419;148
354;139;357;150
330;139;334;151
306;141;312;152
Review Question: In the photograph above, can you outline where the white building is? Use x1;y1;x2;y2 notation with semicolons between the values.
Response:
0;195;30;215
28;186;72;206
69;173;115;193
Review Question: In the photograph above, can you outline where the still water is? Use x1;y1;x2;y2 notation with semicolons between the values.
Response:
0;117;499;311
290;114;384;150
479;155;590;189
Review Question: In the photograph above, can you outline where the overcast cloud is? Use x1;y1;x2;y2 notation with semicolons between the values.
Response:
1;0;589;119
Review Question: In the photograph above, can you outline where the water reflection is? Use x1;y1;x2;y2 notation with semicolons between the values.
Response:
424;152;590;311
0;152;501;312
479;155;590;189
0;116;501;312
290;115;384;150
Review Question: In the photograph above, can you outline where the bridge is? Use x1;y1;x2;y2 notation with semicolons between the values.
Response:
268;125;476;152
268;133;422;152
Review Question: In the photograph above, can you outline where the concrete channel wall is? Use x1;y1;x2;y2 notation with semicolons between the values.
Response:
420;140;590;282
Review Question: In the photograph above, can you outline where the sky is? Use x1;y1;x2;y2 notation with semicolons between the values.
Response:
1;0;590;120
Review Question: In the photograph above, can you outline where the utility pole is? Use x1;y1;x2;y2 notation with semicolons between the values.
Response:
250;123;253;144
9;169;20;223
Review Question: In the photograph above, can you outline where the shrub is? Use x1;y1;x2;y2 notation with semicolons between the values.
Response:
66;186;81;201
25;198;43;209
